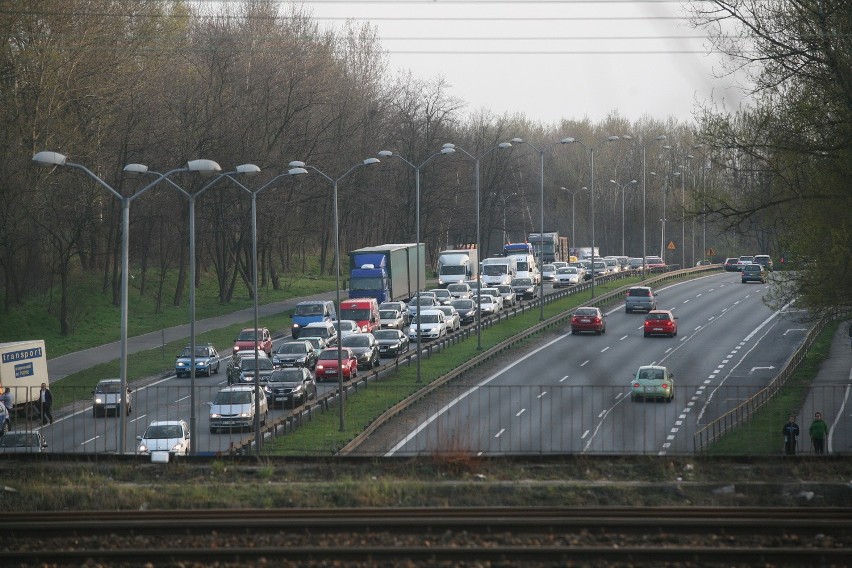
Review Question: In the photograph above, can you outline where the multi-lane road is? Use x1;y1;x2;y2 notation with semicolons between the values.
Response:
384;271;810;455
36;271;813;455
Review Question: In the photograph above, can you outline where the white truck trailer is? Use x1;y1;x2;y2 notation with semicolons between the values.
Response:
0;340;49;408
436;248;479;286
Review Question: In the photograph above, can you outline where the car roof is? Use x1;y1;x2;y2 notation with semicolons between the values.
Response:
637;365;667;371
148;420;186;427
304;321;333;328
647;309;672;315
418;309;444;315
98;378;121;384
219;385;256;392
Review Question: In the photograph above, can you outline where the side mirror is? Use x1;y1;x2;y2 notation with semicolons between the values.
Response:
136;435;143;441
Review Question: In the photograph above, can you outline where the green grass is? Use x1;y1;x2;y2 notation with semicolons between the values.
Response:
265;277;641;456
0;268;337;357
705;320;840;455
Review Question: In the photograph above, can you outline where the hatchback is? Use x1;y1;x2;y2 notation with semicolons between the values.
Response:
753;254;774;272
265;367;317;406
571;307;606;335
137;420;190;456
625;286;657;313
314;347;358;382
92;379;132;417
446;282;472;299
644;310;678;337
724;257;740;271
741;263;767;284
630;365;675;402
208;385;268;433
0;431;47;453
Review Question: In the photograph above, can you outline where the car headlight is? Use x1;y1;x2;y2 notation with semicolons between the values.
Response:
94;397;104;404
210;413;221;419
138;443;148;453
171;442;183;452
239;412;251;418
316;365;325;371
176;362;186;368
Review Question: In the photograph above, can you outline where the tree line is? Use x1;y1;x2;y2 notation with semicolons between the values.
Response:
2;0;844;337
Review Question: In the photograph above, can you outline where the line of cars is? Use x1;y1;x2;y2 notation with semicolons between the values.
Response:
723;254;773;284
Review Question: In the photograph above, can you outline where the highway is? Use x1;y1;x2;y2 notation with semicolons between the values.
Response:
384;271;810;455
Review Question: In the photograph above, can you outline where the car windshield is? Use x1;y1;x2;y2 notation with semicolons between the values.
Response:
516;261;529;271
300;327;329;338
497;286;512;293
558;268;577;274
542;265;555;272
342;335;371;347
213;391;252;405
575;308;597;316
451;300;474;309
340;309;370;321
373;330;399;340
414;314;440;324
269;369;305;383
512;279;533;286
440;265;466;275
646;313;671;321
480;296;494;303
144;425;184;439
380;310;398;319
318;349;345;360
482;265;507;275
95;382;121;394
237;330;261;341
432;290;450;297
638;369;664;381
0;433;39;448
294;303;324;316
447;285;468;293
179;347;212;358
240;358;273;371
276;343;306;355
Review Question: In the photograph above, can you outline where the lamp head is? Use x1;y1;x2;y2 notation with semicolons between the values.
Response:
609;179;617;185
187;159;222;177
377;150;394;158
363;157;380;166
630;179;638;184
440;147;455;155
442;143;455;150
621;135;633;141
288;160;305;168
562;138;576;144
123;163;149;177
498;142;512;149
607;135;620;142
655;135;667;142
510;137;523;144
287;167;308;176
32;151;68;167
235;164;261;176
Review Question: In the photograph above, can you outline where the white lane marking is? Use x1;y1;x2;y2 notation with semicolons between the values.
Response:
560;375;569;382
516;409;526;417
784;328;807;335
176;395;191;403
620;335;628;341
601;347;610;353
495;429;505;438
598;410;606;418
696;293;702;297
683;299;690;304
537;391;548;398
580;360;590;367
581;430;590;439
82;436;99;446
130;415;146;423
828;365;852;453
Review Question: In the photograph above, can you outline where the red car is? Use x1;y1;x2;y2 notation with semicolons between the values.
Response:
233;327;272;356
314;347;358;382
644;310;678;337
571;307;606;335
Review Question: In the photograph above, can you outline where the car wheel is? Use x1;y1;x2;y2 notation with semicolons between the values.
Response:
601;326;606;334
210;427;217;434
625;308;631;314
644;332;650;338
595;330;601;336
571;329;577;335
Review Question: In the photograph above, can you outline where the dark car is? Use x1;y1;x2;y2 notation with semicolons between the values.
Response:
644;310;679;337
723;257;740;271
272;340;318;370
373;329;410;358
450;299;477;325
624;286;657;313
174;343;220;378
265;367;317;406
511;277;538;300
233;354;275;386
315;347;358;382
341;333;380;370
571;307;606;335
741;263;767;284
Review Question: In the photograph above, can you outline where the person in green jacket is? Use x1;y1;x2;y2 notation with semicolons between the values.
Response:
809;412;828;454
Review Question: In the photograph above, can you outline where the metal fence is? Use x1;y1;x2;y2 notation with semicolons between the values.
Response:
10;383;848;456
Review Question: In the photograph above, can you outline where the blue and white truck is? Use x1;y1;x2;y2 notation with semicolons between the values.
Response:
0;340;48;410
348;243;426;303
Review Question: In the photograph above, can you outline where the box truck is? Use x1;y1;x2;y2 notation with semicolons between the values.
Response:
436;247;479;286
0;340;48;409
480;257;517;286
528;232;570;263
503;243;540;284
348;243;426;303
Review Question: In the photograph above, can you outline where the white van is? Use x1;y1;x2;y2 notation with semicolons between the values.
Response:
508;254;539;284
480;257;517;286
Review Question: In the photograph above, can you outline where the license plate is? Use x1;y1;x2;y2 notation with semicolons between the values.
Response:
380;346;388;351
581;318;590;323
653;327;663;331
644;387;657;392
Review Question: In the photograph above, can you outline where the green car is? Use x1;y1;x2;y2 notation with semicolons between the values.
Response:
630;365;675;402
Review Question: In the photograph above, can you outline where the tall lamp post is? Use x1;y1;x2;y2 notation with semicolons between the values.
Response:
497;191;518;245
509;137;573;321
32;152;221;453
292;158;380;432
444;142;512;349
561;186;588;253
610;179;637;256
623;135;666;272
222;165;308;451
563;136;622;299
377;147;455;384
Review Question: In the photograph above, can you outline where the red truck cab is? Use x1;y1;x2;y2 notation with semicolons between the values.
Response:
339;298;380;334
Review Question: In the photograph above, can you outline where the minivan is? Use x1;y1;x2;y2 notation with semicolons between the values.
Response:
92;379;132;417
291;300;337;339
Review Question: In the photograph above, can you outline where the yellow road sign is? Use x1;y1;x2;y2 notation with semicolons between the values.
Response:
667;241;677;250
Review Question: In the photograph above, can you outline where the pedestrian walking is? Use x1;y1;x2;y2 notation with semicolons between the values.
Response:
39;382;53;425
809;412;828;454
2;387;14;414
782;415;800;455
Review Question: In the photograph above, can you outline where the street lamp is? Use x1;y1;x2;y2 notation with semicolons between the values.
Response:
32;151;221;453
561;186;588;257
563;136;622;298
292;158;380;432
444;142;512;350
377;147;455;384
610;179;637;256
222;165;308;452
509;137;573;321
623;135;666;272
496;191;518;245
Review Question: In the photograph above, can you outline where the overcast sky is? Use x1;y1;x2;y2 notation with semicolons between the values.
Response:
297;0;747;126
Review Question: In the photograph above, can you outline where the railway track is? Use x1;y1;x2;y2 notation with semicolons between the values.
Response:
4;507;849;566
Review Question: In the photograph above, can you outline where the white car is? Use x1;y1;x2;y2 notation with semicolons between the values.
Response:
407;295;440;319
137;420;190;456
379;309;405;330
380;300;410;324
209;385;269;433
495;284;517;307
479;288;504;311
551;261;569;270
334;319;361;338
407;309;448;341
434;305;461;332
553;267;582;288
92;379;132;417
446;282;472;299
541;264;557;282
478;294;499;315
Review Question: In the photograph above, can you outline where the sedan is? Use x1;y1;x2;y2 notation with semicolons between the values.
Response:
630;365;675;402
511;277;538;300
379;308;405;330
450;299;477;325
446;282;472;299
174;344;220;378
271;340;318;370
0;431;47;453
340;333;380;370
435;305;461;332
314;347;358;382
571;307;606;335
553;267;582;288
429;288;454;305
373;329;410;357
495;284;517;307
265;367;317;406
478;294;500;315
136;420;190;456
643;310;678;337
